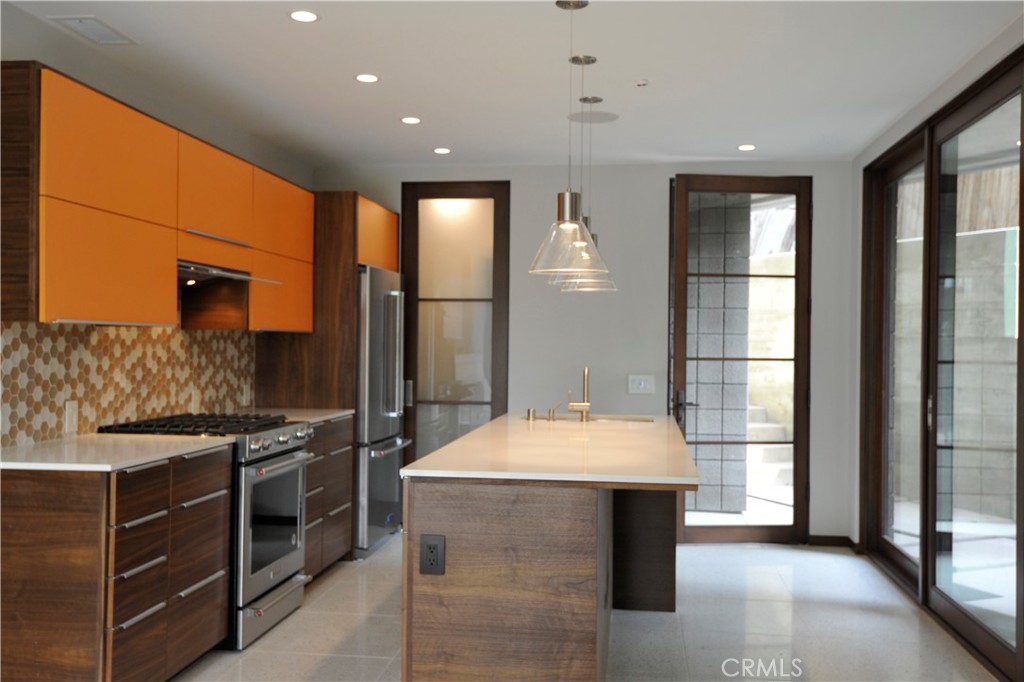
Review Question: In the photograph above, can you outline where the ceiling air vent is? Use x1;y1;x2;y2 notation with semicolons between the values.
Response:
49;16;136;45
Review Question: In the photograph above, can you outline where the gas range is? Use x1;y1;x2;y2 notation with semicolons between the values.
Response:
98;412;313;462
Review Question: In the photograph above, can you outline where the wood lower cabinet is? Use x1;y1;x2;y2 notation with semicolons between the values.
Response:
303;415;355;577
0;444;232;682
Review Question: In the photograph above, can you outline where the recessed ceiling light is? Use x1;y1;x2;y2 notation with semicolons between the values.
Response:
355;74;379;84
433;147;451;155
401;117;421;125
738;144;756;152
289;10;318;23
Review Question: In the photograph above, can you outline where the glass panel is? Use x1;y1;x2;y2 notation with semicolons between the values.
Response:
934;94;1019;646
417;301;492;403
684;189;797;526
415;404;491;459
418;198;494;299
884;164;926;562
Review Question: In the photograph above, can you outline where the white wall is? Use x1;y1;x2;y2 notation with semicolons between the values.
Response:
318;160;858;538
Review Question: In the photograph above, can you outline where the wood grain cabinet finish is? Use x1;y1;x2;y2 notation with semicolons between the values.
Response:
39;196;178;325
249;250;313;332
0;444;232;681
301;415;355;576
39;68;178;228
177;133;253;247
253;167;314;263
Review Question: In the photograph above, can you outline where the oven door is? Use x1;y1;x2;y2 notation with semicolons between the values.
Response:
238;449;314;606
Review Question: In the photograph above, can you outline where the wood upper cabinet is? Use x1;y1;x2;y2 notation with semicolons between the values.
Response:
178;133;253;247
39;69;178;228
357;195;399;271
39;197;177;324
253;168;314;263
249;250;313;332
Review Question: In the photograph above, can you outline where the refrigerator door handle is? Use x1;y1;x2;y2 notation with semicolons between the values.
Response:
370;438;414;459
383;290;405;418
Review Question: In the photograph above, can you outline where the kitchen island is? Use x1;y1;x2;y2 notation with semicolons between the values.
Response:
400;414;698;681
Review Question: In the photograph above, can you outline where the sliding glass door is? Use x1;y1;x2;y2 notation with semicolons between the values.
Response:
862;50;1021;679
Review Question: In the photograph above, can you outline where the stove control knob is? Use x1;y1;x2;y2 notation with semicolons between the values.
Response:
249;440;262;453
295;427;310;440
277;434;290;445
261;439;272;450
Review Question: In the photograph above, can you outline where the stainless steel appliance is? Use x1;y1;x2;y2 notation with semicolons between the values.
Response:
99;413;314;649
356;265;413;557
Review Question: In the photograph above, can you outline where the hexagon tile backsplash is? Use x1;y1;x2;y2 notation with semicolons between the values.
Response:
1;322;254;447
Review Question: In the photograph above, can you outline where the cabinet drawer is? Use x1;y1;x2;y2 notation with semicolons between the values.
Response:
171;445;233;504
308;416;354;457
323;445;353;510
169;490;231;595
322;503;352;566
110;460;170;525
305;454;325;492
105;601;167;682
304;516;323;577
305;485;325;524
107;555;168;628
109;511;169;578
166;570;229;678
178;134;253;245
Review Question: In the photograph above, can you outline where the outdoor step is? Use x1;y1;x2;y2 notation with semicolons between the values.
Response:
758;444;793;463
747;405;769;422
747;421;787;441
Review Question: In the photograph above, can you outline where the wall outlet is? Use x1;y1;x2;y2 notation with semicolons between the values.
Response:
63;400;78;434
241;384;251;408
420;534;445;575
190;388;201;413
628;374;656;395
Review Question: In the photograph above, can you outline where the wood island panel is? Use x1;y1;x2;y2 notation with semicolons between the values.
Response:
403;479;611;681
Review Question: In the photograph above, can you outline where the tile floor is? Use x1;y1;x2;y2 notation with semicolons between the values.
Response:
175;538;997;682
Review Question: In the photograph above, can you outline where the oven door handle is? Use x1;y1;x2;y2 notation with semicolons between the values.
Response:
370;438;413;459
246;451;315;478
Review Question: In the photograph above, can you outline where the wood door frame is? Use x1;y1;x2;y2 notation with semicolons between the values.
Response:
670;174;812;544
400;181;510;466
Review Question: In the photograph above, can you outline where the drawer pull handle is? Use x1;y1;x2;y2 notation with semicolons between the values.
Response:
308;455;325;465
244;574;311;617
176;570;226;599
116;555;167;581
306;486;325;497
121;459;169;475
181;447;228;460
329;416;350;424
327;503;351;517
328;446;352;457
184;228;252;249
180;489;228;509
305;517;324;530
116;602;166;631
117;509;168;529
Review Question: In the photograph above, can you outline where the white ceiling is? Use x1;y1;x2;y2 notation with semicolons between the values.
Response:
5;1;1022;172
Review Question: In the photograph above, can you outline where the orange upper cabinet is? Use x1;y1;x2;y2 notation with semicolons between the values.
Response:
356;195;399;271
38;197;177;325
249;251;313;332
178;134;253;247
38;69;178;228
253;168;313;262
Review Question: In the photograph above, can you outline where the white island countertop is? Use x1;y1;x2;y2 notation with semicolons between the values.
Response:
401;414;699;488
0;434;235;472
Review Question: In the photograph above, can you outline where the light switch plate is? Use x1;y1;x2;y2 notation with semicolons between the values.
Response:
64;400;78;434
628;375;656;395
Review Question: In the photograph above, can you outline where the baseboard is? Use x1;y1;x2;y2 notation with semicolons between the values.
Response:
807;534;855;549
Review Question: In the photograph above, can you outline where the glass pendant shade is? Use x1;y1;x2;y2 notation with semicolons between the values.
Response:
529;191;609;274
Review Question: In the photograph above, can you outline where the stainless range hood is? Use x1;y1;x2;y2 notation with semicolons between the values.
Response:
177;261;280;330
177;260;281;286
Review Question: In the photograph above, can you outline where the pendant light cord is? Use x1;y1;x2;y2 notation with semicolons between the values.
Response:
566;9;574;192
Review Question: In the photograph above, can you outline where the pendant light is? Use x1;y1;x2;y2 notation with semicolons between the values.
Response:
529;0;610;278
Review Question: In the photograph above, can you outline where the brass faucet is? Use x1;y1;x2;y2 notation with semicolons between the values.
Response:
567;366;591;422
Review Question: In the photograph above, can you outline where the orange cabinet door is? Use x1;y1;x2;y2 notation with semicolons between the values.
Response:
249;251;312;332
356;196;399;271
177;231;252;274
178;134;253;246
252;168;313;263
39;69;178;228
38;198;177;325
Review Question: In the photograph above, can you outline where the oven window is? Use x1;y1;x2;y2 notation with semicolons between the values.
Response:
250;466;303;574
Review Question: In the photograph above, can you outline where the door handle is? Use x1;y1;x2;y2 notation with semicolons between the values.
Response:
370;438;413;459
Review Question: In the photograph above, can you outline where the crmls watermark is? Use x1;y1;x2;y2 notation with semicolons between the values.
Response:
721;657;804;678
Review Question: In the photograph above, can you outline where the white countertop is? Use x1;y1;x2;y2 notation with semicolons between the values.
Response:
401;414;699;488
0;434;236;472
259;408;355;424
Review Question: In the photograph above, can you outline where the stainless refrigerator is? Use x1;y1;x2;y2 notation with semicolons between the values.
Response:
355;265;413;557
